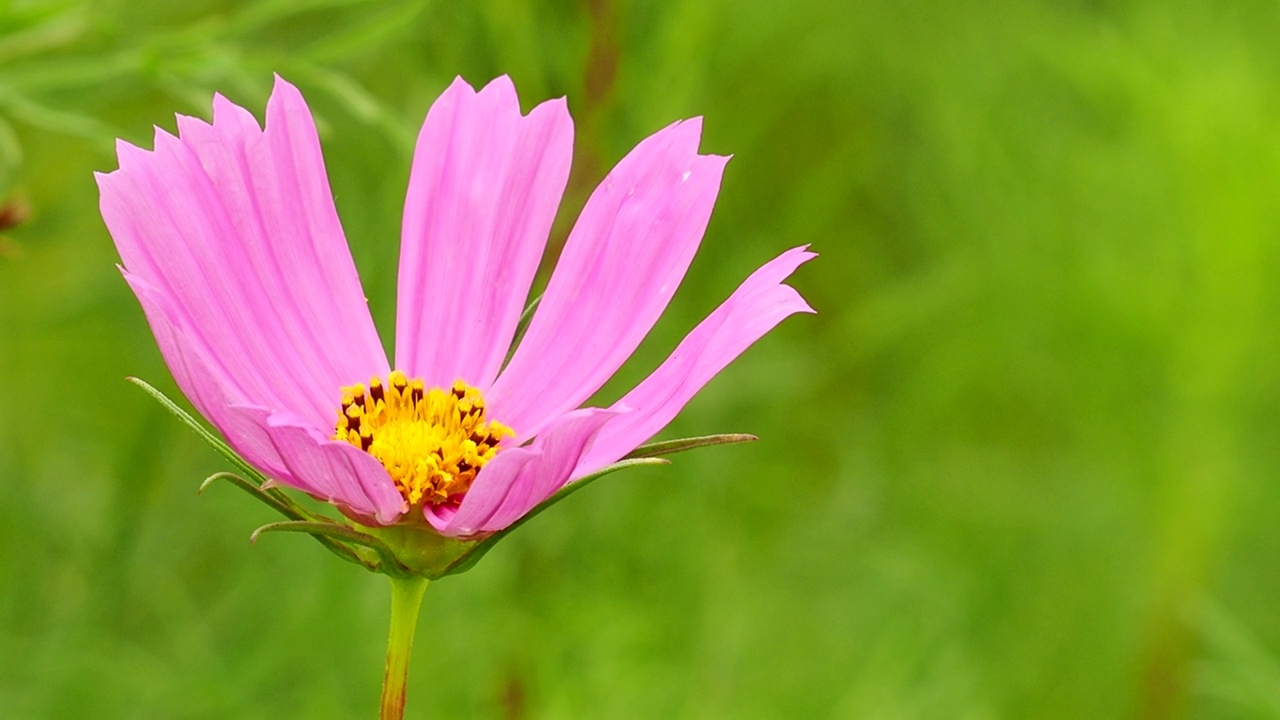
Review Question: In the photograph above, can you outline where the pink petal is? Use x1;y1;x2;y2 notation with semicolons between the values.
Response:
127;271;405;523
395;76;573;390
125;271;295;482
489;119;728;438
263;413;408;525
426;408;620;537
480;408;622;531
573;246;816;475
99;75;388;431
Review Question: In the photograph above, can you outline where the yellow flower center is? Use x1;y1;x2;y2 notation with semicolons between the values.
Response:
333;371;515;506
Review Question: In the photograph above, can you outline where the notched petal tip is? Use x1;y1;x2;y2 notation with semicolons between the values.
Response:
665;116;702;149
525;94;572;130
265;79;325;137
149;126;186;163
270;73;301;98
533;94;569;113
478;74;518;102
112;137;150;170
444;75;479;97
686;152;730;183
698;152;732;169
769;247;819;314
656;116;704;155
151;124;178;145
173;113;207;137
210;93;262;132
264;74;315;130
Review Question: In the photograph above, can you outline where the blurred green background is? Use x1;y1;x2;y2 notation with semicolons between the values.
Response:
3;0;1280;717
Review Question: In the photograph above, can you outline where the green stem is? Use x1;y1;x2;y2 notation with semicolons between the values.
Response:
379;575;429;720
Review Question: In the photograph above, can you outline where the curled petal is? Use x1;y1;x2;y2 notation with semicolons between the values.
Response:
427;408;621;536
262;414;408;525
490;119;727;438
573;246;816;475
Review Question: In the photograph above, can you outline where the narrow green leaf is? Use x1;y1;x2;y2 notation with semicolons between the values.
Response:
131;377;366;563
200;471;272;500
129;376;274;488
200;472;320;522
130;377;310;508
251;520;411;576
623;433;758;459
501;294;541;371
514;294;542;340
201;472;368;568
440;457;668;578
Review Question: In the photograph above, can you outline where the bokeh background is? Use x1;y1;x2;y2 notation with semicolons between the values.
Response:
3;0;1280;717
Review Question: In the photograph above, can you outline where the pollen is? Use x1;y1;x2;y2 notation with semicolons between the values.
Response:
333;371;515;507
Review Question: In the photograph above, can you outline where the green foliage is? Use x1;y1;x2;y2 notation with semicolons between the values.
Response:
3;0;1280;717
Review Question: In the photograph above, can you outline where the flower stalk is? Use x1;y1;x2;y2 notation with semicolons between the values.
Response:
380;575;429;720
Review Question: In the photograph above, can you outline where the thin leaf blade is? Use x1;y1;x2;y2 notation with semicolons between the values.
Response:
623;433;758;459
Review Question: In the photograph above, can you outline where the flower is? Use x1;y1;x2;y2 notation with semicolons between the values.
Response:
98;75;814;539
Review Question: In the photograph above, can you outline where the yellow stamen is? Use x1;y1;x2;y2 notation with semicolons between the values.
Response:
333;371;514;506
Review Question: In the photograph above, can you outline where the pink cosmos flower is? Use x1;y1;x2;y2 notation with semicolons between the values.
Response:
98;75;813;539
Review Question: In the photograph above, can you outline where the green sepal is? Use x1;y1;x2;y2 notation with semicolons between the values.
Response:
134;376;338;522
133;377;342;520
200;472;360;563
130;377;273;488
199;471;320;522
251;520;414;576
438;457;669;578
623;433;757;459
132;378;378;569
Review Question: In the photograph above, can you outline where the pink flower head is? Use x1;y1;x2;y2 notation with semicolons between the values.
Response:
98;75;814;538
